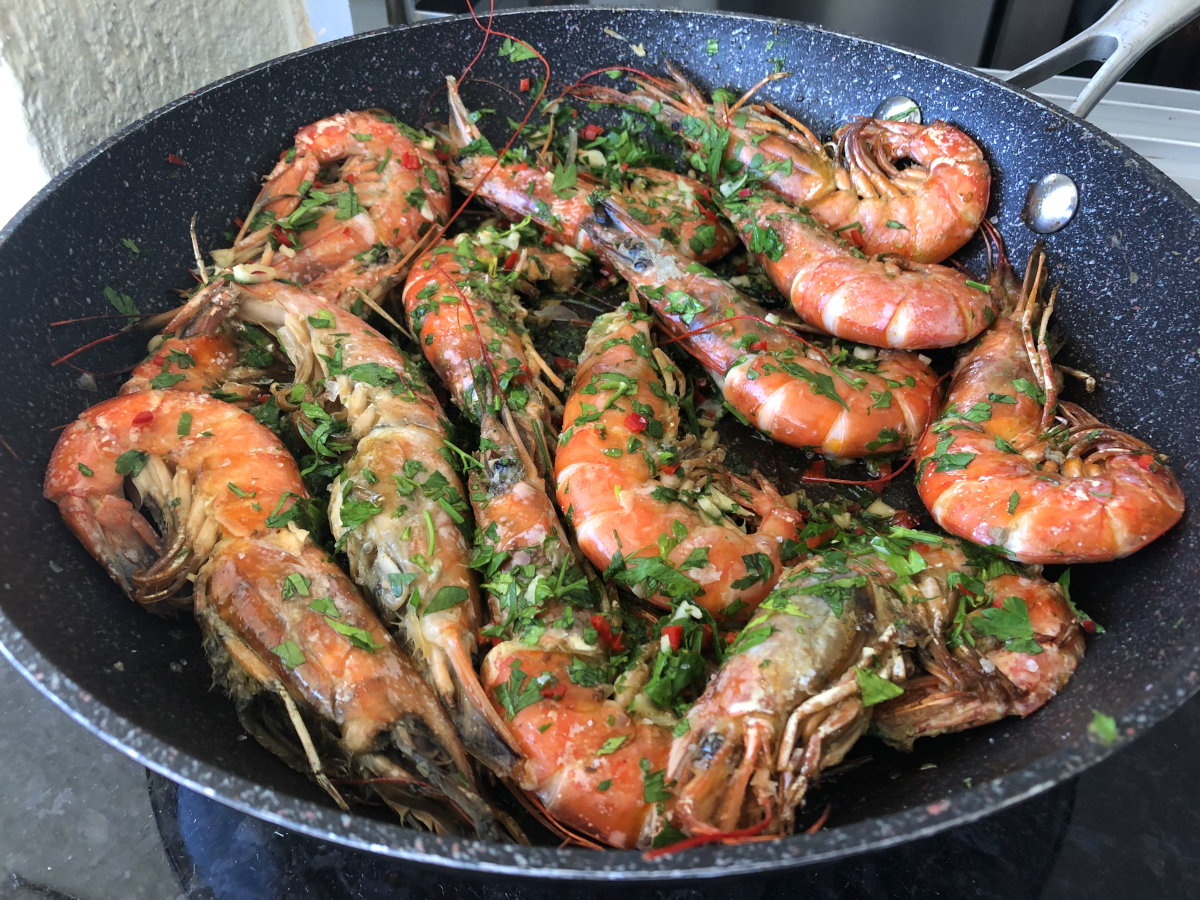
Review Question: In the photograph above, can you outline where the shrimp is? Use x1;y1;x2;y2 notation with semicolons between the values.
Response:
555;304;804;622
916;234;1184;563
44;390;502;836
480;641;674;849
719;187;998;350
121;332;252;401
573;60;990;262
444;76;737;264
810;118;991;263
583;194;938;457
164;278;524;776
217;111;451;306
43;390;306;608
872;570;1085;750
402;221;569;477
668;554;906;836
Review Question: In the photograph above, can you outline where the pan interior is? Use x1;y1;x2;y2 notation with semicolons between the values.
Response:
1;7;1197;877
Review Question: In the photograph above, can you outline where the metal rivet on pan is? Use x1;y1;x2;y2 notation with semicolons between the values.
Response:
1023;174;1079;234
872;95;921;123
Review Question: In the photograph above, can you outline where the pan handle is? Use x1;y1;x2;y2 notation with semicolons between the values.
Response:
1004;0;1200;118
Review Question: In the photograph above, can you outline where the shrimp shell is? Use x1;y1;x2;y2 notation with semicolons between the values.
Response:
916;239;1184;563
583;194;938;457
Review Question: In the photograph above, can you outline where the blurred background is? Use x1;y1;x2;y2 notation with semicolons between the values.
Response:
1;0;1198;224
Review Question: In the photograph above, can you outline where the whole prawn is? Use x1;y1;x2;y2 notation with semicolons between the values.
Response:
915;232;1184;563
444;76;737;264
583;194;938;457
163;276;523;776
218;110;451;306
573;60;990;263
556;304;804;622
719;186;997;350
401;221;569;478
44;390;503;837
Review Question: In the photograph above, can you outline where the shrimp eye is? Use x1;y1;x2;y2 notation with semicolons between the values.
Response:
698;732;724;761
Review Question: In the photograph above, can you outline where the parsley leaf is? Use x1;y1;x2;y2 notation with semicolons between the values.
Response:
1088;710;1117;746
326;619;384;652
731;552;774;590
856;666;904;707
272;640;306;669
971;596;1042;654
424;585;470;615
114;450;149;477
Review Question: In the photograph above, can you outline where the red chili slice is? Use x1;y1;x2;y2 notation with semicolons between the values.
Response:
661;463;679;475
540;682;566;700
590;614;626;652
272;226;294;248
581;124;605;141
502;251;520;271
625;412;648;433
166;153;186;165
132;411;154;425
662;624;683;651
344;173;356;184
737;188;751;198
749;341;767;352
519;77;531;92
401;151;421;170
1134;454;1156;471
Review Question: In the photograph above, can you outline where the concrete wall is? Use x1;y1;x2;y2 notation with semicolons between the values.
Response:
0;0;318;178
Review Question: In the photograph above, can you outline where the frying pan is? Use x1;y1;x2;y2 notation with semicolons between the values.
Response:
1;2;1199;881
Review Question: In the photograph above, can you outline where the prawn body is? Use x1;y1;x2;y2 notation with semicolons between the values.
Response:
916;238;1184;563
556;306;803;622
45;391;500;837
402;223;568;478
221;111;451;306
164;278;525;775
444;76;737;264
584;194;938;457
720;189;997;350
574;60;990;263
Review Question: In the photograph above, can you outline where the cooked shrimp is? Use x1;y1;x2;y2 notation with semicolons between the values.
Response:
218;111;451;306
196;533;504;838
122;332;251;400
810;118;991;263
402;221;569;477
45;389;503;837
584;194;938;457
43;390;304;608
720;188;997;349
873;571;1085;749
555;305;804;622
573;60;990;262
916;235;1184;563
165;278;524;775
444;76;737;263
668;555;904;836
480;642;674;849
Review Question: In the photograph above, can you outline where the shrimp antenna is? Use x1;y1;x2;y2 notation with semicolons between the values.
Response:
727;71;790;117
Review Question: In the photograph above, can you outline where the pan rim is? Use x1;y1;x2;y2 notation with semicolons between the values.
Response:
3;6;1199;878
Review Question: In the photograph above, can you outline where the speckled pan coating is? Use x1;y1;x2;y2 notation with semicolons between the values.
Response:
0;7;1197;880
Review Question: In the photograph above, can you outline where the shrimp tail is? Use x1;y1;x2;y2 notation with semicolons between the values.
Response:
442;632;523;777
56;495;161;600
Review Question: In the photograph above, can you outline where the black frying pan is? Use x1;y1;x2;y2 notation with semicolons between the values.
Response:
1;7;1198;881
